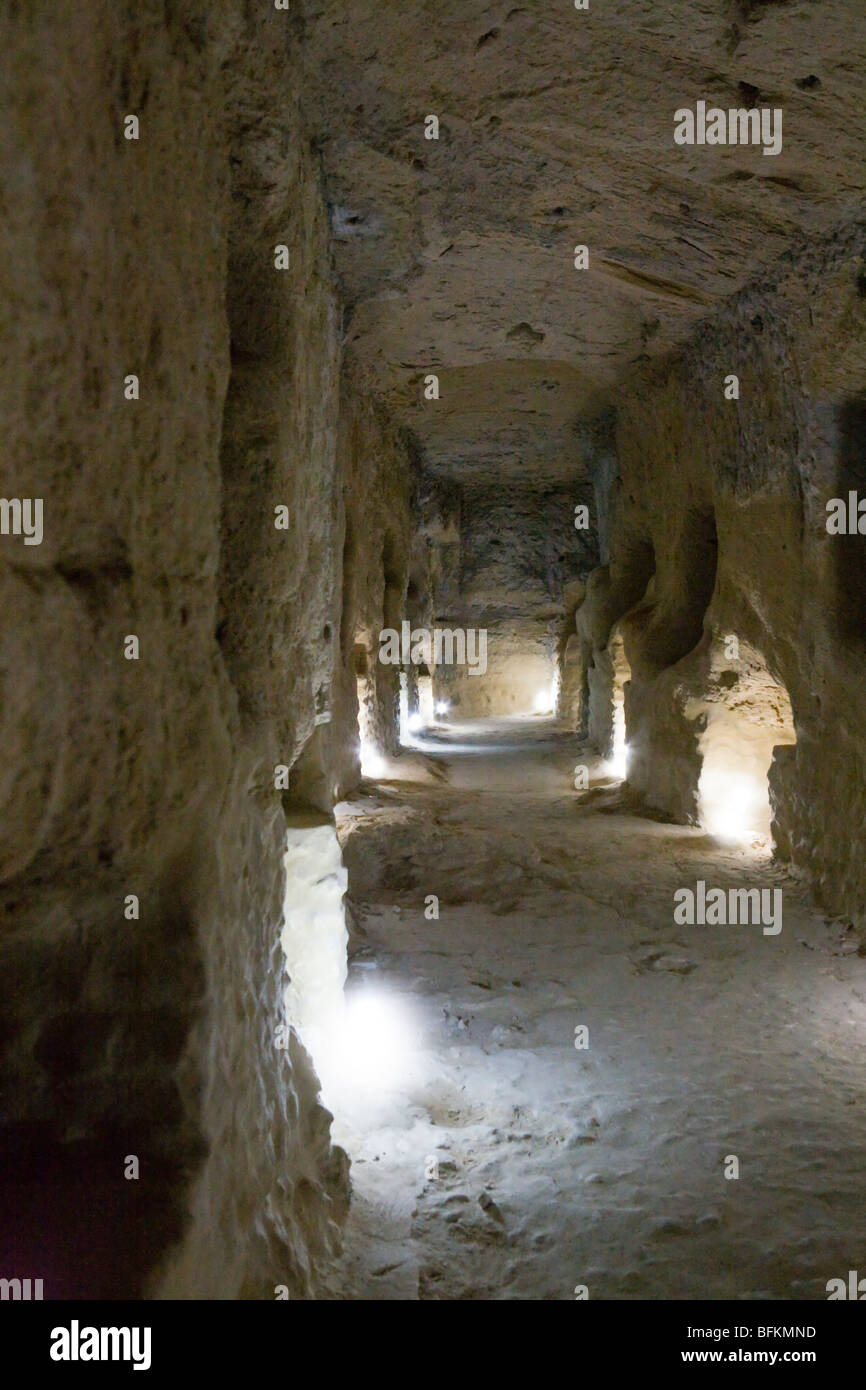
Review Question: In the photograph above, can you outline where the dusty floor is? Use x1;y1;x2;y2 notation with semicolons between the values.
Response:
322;719;866;1301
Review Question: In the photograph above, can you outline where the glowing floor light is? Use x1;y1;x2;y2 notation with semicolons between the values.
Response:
533;681;556;715
435;700;450;716
604;701;629;778
313;989;417;1102
605;741;629;779
359;736;386;779
700;766;764;843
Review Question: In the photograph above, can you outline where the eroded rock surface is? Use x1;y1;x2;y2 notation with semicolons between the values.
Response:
0;1;417;1299
1;0;865;1302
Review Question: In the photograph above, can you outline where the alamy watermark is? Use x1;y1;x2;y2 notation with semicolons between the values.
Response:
674;101;782;156
826;492;866;533
50;1321;151;1370
674;880;782;935
0;1276;43;1299
379;620;487;675
827;1270;866;1299
0;498;42;545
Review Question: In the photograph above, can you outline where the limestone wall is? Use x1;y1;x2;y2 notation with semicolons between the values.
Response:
0;1;414;1299
573;222;866;921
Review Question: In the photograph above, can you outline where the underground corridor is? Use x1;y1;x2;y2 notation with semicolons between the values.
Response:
1;0;866;1318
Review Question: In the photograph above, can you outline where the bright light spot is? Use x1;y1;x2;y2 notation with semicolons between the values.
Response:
533;682;555;714
435;700;450;716
359;737;386;778
418;673;434;724
605;742;629;779
312;989;418;1105
400;673;422;745
700;767;764;843
603;700;628;778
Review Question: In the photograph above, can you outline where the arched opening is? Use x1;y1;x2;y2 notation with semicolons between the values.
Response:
608;628;632;778
626;510;717;680
417;664;434;726
354;640;384;777
689;639;796;844
588;623;632;777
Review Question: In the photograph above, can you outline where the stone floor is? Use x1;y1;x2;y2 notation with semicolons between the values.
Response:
322;718;866;1300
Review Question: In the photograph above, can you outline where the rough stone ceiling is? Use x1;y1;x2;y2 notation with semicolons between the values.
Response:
302;0;865;485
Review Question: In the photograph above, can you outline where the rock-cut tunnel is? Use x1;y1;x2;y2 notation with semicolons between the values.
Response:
1;0;866;1319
